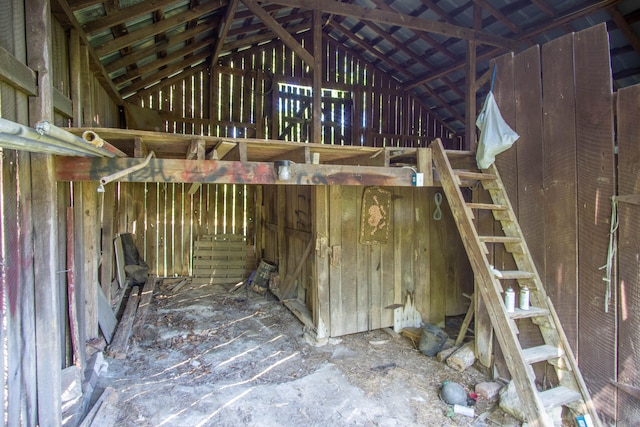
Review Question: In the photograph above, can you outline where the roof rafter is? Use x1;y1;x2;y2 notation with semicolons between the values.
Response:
95;1;227;57
105;19;216;73
264;0;520;49
241;0;315;67
210;0;240;66
82;0;179;35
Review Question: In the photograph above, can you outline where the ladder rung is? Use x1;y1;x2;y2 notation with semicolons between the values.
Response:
539;386;582;411
494;270;535;280
444;149;475;158
479;236;521;244
467;202;508;211
522;344;565;364
453;170;498;181
509;306;550;320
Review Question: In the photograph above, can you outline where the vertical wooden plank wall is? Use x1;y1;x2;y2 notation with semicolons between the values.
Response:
488;24;619;423
513;46;546;377
616;84;640;423
0;0;32;423
324;186;469;337
488;52;516;380
541;33;579;349
574;24;616;424
117;182;250;277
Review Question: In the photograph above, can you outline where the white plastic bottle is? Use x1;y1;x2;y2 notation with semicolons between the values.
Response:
519;286;530;310
504;286;515;313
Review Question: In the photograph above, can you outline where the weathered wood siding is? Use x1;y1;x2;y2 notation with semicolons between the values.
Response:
114;182;254;277
489;24;623;424
261;184;471;338
132;34;458;147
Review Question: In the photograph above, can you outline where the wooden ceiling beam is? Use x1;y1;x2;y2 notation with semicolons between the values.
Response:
224;23;310;52
132;63;208;101
94;1;227;57
419;0;459;25
529;0;555;17
210;0;240;66
241;0;315;68
406;0;624;90
114;36;215;86
120;51;210;97
368;0;463;98
67;0;103;11
104;19;216;73
51;0;124;105
55;156;415;186
609;6;640;56
328;21;464;124
266;0;519;49
227;10;311;37
471;0;521;34
82;0;179;35
369;0;457;61
519;0;623;38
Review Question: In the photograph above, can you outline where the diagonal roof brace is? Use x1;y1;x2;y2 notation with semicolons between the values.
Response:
263;0;520;49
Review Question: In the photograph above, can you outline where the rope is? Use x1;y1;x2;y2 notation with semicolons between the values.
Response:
433;192;443;221
599;196;619;313
490;64;497;93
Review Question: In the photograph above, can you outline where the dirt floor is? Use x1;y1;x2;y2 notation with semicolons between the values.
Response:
95;278;522;426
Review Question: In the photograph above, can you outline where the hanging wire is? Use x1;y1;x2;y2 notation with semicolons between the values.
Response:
599;196;619;313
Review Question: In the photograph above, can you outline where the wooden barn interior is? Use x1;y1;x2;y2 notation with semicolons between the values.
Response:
1;0;640;425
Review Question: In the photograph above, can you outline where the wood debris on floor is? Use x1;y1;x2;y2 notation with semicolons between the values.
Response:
78;277;524;426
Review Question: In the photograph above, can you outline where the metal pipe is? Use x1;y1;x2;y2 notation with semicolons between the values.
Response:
99;151;156;186
81;130;105;147
34;120;115;157
0;117;111;157
0;132;96;156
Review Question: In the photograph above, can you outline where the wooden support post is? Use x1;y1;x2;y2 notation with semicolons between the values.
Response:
18;150;37;427
188;139;205;195
27;0;62;424
186;138;205;160
134;137;148;158
313;186;330;339
255;186;264;261
81;181;100;339
416;148;433;186
465;4;481;152
100;183;116;299
80;43;93;126
277;186;287;276
312;8;322;144
70;28;82;127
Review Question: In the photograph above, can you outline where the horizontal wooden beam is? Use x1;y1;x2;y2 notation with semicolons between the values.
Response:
55;157;416;186
82;0;179;35
0;45;37;96
267;0;519;49
94;1;227;57
53;87;73;117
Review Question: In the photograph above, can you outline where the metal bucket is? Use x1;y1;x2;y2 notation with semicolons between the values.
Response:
252;259;277;291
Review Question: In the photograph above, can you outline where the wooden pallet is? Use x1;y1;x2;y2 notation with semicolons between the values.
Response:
431;139;600;427
192;234;247;285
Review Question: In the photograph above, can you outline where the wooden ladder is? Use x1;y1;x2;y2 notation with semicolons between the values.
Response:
430;139;600;427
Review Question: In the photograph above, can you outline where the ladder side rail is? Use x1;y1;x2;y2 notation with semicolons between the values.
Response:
431;139;551;426
485;164;585;392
